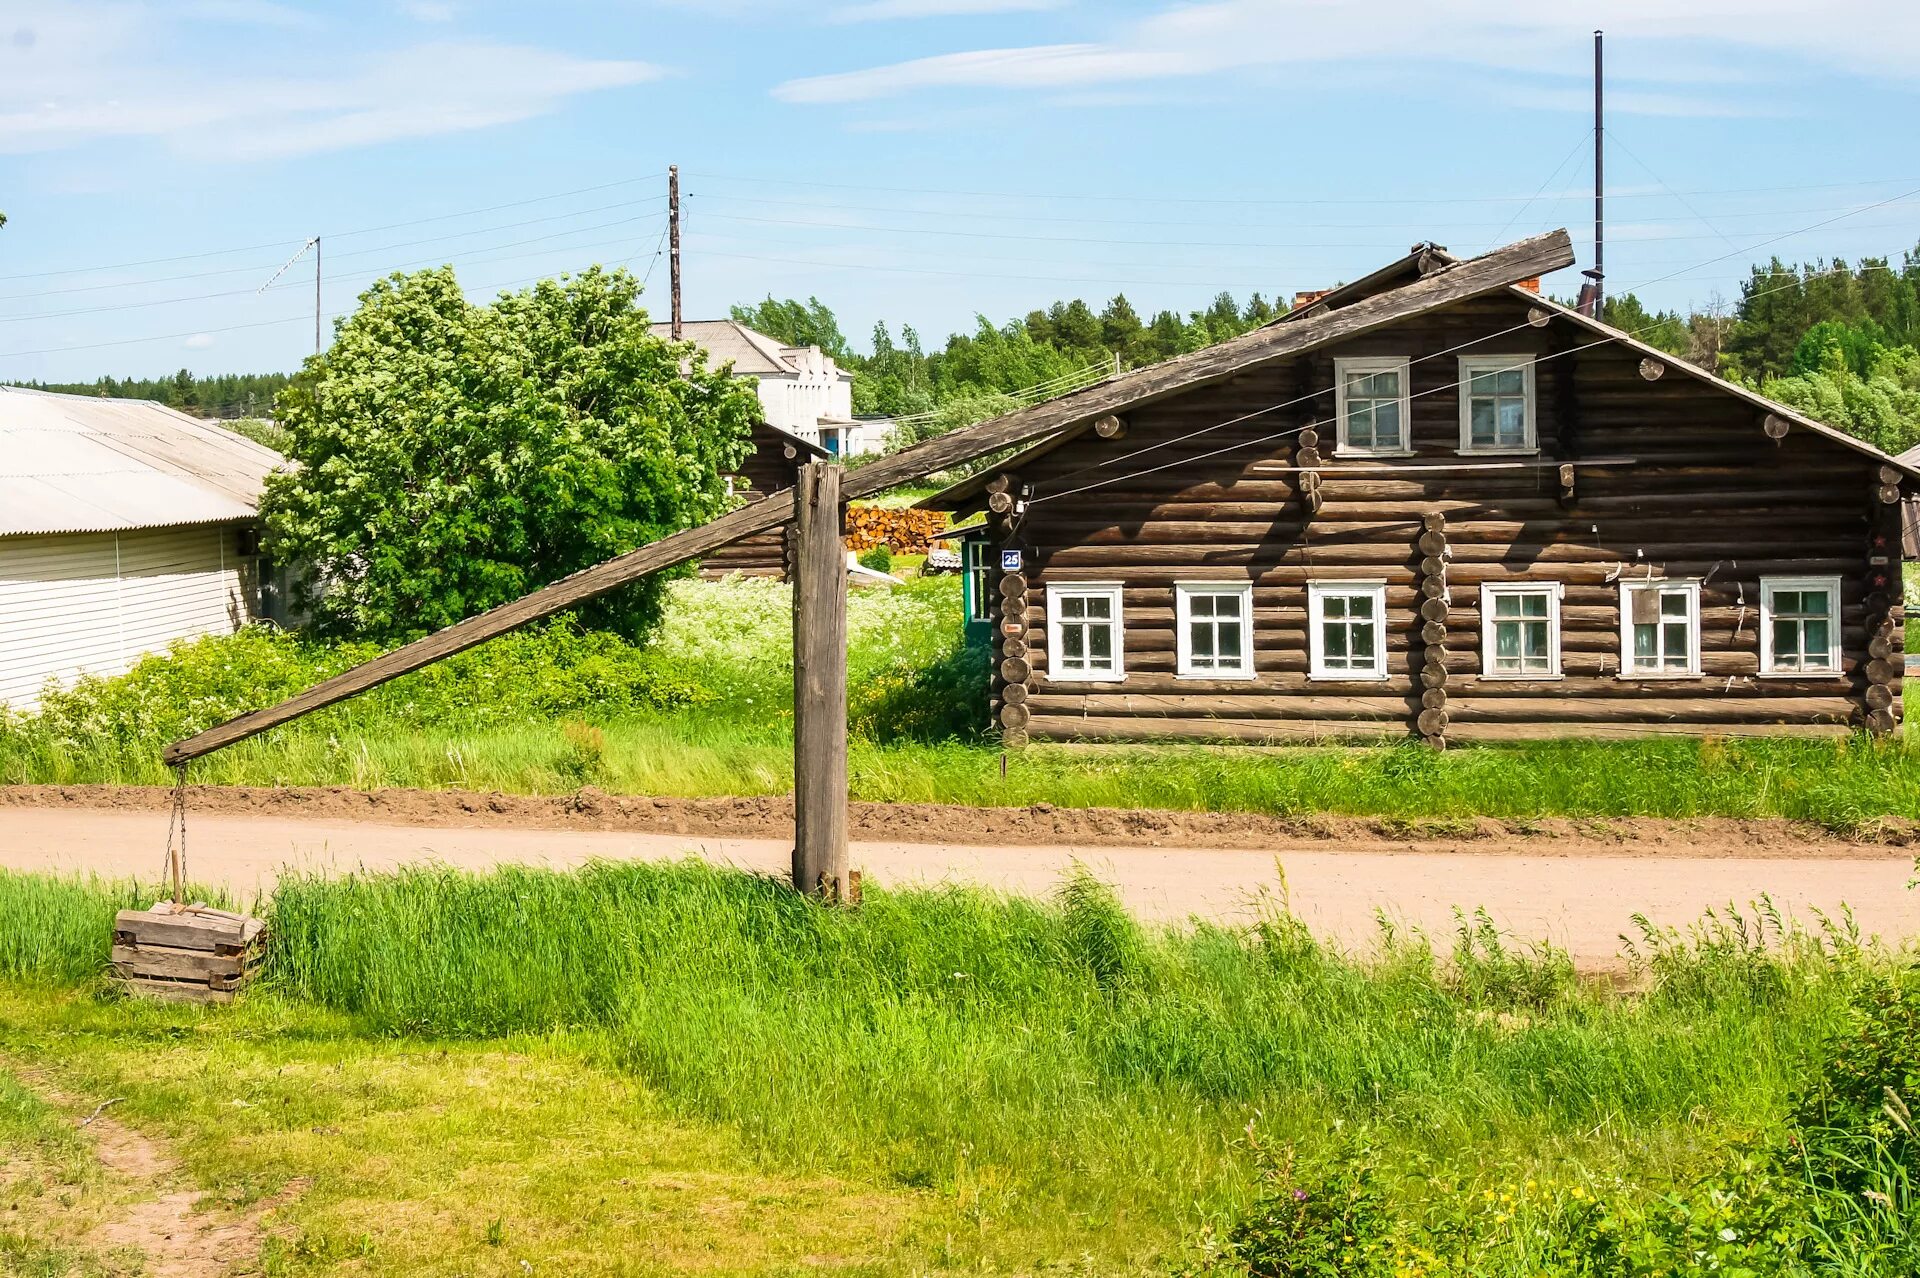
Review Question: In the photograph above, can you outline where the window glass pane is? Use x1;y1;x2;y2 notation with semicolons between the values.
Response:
1634;623;1656;661
1215;593;1241;619
1494;368;1525;395
1803;618;1830;662
1773;590;1801;615
1061;596;1085;621
1773;619;1800;663
1351;621;1376;662
1470;400;1497;446
1469;368;1497;394
1498;399;1527;440
1063;625;1084;664
1088;625;1111;663
1660;592;1688;619
1372;402;1401;447
1325;595;1348;621
1524;622;1548;661
1324;622;1348;661
1800;589;1829;616
1191;621;1214;662
1663;622;1688;661
1496;622;1521;662
1085;595;1111;620
1219;624;1242;662
1348;593;1374;620
1520;593;1548;618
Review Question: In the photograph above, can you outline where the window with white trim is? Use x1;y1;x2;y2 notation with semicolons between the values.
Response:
1308;581;1388;680
1619;579;1701;676
1333;358;1410;455
1046;583;1124;681
1457;355;1537;453
1760;576;1841;674
1479;582;1562;678
1176;582;1254;679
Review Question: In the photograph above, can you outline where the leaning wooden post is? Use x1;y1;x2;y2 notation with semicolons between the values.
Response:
792;461;851;898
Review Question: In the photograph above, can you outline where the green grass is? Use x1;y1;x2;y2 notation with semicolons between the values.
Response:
1;862;1915;1273
7;573;1920;828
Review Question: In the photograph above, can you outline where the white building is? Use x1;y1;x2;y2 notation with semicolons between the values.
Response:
653;320;891;456
0;387;284;709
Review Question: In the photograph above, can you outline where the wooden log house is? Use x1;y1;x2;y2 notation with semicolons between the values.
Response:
699;420;827;579
924;243;1917;745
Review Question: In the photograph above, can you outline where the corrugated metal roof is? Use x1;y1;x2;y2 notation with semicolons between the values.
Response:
0;386;285;537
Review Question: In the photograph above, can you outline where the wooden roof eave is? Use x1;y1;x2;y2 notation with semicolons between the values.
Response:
1518;288;1920;487
162;229;1573;765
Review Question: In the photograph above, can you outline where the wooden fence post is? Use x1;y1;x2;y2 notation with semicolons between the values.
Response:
793;461;850;898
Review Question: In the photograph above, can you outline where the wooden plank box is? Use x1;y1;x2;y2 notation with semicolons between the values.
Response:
112;903;265;1005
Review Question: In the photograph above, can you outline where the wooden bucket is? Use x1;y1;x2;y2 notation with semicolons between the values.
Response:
112;902;265;1004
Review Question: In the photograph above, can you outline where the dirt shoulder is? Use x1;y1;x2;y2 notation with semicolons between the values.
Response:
2;783;1911;859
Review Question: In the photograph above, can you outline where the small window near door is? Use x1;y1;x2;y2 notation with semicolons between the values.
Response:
1176;582;1254;678
1457;355;1537;453
962;539;992;624
1046;583;1125;681
1308;581;1389;680
1333;358;1411;455
1760;576;1841;674
1620;579;1700;676
1479;583;1561;678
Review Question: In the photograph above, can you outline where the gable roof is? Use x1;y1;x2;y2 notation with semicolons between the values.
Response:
920;234;1920;513
751;417;829;461
0;386;285;538
651;319;854;383
1512;289;1920;483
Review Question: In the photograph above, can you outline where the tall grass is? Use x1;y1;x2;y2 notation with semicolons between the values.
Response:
0;871;151;984
261;860;1866;1251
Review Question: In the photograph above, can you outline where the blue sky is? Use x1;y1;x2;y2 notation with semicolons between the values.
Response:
3;0;1919;384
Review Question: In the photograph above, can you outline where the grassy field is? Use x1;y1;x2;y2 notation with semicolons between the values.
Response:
5;574;1920;828
2;863;1917;1275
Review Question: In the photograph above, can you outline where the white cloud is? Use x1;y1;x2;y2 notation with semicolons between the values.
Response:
827;0;1067;23
775;0;1920;108
0;3;662;159
184;333;216;349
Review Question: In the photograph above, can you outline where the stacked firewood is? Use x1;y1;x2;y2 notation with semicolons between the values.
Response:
842;505;949;555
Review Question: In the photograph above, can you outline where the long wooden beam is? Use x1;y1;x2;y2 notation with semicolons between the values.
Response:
163;229;1573;764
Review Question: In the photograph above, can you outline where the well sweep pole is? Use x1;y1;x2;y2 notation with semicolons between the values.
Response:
791;461;849;898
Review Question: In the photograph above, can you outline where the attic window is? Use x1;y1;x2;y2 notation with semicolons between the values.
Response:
1458;356;1537;453
1333;358;1411;456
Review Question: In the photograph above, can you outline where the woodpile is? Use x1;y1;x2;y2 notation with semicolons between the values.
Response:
113;901;264;1004
842;505;949;555
1416;512;1450;748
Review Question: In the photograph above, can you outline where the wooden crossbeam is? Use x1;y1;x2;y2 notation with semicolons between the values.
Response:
163;229;1573;764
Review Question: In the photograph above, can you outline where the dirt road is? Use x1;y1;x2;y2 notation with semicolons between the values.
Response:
5;793;1916;966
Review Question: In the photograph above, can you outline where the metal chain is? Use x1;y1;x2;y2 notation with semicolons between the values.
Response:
169;765;188;906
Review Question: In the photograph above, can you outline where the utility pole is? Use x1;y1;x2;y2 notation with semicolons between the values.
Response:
1590;30;1605;316
314;235;323;355
668;165;683;340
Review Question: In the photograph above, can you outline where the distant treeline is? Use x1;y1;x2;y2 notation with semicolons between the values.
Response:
7;369;292;419
738;243;1920;455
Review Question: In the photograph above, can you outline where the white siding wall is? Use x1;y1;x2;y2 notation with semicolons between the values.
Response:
0;524;256;709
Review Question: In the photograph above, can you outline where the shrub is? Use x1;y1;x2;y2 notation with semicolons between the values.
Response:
857;544;893;573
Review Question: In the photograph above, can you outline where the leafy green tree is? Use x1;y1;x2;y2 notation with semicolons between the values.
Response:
264;265;757;642
1601;293;1689;357
728;295;852;361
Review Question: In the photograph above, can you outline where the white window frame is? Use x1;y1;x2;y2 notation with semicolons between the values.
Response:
1456;355;1538;454
962;538;992;624
1308;581;1390;681
1618;578;1702;678
1045;582;1125;683
1759;575;1842;676
1332;357;1414;457
1175;581;1256;680
1478;582;1563;680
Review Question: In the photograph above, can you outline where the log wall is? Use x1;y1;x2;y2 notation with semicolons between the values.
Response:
1006;293;1905;742
701;423;811;579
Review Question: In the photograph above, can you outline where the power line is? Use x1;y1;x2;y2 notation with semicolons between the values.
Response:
685;168;1920;209
0;174;667;284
